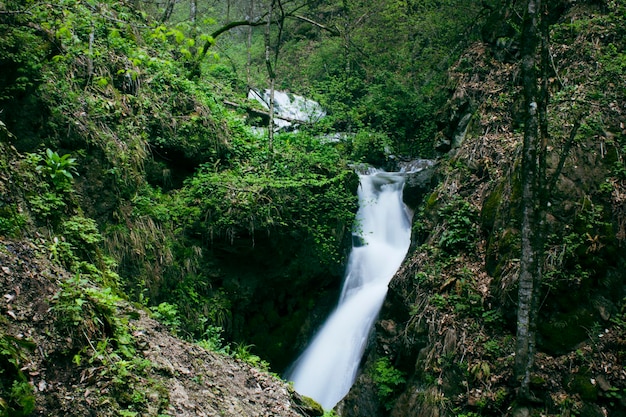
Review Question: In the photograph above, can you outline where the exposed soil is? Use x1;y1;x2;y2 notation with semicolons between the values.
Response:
0;238;320;417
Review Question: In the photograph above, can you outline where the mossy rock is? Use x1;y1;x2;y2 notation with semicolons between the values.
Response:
578;403;607;417
486;227;519;306
424;190;440;212
289;389;324;417
530;374;547;386
403;163;437;210
567;373;598;402
481;181;505;233
482;173;521;291
537;308;596;355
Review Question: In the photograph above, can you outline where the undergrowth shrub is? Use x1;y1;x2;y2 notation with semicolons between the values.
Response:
438;197;479;254
36;148;79;190
150;302;181;334
0;205;26;238
52;274;132;356
50;273;170;414
178;131;357;270
370;357;406;411
347;130;393;166
0;334;36;417
196;325;228;354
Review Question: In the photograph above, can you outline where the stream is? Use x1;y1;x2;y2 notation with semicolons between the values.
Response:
286;169;412;409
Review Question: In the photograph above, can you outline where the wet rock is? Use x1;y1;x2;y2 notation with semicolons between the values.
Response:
396;159;437;209
336;372;381;417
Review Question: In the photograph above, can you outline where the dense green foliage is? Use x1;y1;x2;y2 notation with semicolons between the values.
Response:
180;131;356;261
2;0;624;415
0;0;365;371
370;357;406;411
186;0;500;158
0;335;36;416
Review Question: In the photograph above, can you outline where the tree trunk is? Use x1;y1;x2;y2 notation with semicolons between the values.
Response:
87;25;95;80
342;0;351;75
265;0;276;153
161;0;176;23
515;0;542;403
247;0;254;87
190;0;197;23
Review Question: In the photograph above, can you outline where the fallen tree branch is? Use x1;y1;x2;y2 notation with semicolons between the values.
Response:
292;14;340;36
223;99;310;124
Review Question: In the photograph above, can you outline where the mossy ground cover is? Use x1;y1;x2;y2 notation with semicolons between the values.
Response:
0;0;361;374
341;2;626;416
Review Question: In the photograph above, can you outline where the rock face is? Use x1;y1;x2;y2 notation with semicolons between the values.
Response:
339;3;626;417
396;159;438;210
0;238;319;417
247;89;326;131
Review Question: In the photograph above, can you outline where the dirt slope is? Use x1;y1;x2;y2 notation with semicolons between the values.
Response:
0;238;320;417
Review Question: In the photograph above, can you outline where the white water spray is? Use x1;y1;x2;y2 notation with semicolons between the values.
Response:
286;170;411;410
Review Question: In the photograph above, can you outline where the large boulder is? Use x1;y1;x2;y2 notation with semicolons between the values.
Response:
247;89;326;131
396;159;438;209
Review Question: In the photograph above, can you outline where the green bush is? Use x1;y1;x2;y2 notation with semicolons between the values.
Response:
178;131;357;269
438;197;479;254
0;335;36;417
52;274;132;356
36;148;79;190
348;130;393;166
371;357;406;411
0;206;26;237
231;344;270;371
196;326;228;354
61;216;103;262
150;302;181;334
3;381;35;417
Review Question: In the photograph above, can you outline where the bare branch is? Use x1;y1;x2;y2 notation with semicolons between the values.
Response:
211;18;267;39
292;14;340;36
198;18;266;60
198;6;340;61
547;119;581;196
0;9;32;15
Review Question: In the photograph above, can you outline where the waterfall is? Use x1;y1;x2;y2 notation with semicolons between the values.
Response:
286;170;412;410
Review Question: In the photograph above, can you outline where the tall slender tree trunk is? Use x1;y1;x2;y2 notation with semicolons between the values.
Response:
161;0;176;23
246;0;254;87
190;0;197;23
87;24;95;80
515;0;543;403
342;0;351;76
264;0;276;153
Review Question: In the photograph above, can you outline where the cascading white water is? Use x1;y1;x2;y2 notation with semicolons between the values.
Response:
286;170;412;410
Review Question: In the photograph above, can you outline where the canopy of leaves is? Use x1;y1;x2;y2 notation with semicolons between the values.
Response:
199;0;502;157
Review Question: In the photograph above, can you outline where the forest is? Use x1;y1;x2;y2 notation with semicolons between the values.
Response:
0;0;625;416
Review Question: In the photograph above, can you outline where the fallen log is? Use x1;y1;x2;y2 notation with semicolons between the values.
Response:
223;100;309;125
